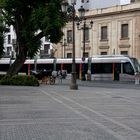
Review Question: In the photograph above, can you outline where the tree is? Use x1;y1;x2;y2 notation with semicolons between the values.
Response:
0;27;4;57
0;0;66;75
0;15;5;57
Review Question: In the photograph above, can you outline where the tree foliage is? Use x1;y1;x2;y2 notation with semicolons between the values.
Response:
0;30;4;57
0;0;66;75
0;15;5;57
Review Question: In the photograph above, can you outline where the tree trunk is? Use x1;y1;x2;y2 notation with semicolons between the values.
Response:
7;46;27;75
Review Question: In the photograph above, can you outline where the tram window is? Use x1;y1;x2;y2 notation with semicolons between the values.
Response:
63;64;72;73
93;63;112;74
114;63;121;73
131;58;140;73
123;62;134;75
103;63;112;73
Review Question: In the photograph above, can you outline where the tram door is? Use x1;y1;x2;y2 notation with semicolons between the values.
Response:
113;63;121;81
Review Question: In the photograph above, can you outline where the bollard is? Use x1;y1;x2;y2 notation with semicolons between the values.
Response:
87;70;91;81
135;73;139;85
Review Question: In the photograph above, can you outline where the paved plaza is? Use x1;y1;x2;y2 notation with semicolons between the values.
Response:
0;80;140;140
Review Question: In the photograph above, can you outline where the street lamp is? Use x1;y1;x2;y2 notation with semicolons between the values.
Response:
63;38;67;58
77;6;93;81
61;0;78;89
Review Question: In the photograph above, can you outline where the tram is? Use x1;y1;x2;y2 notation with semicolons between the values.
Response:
0;55;140;81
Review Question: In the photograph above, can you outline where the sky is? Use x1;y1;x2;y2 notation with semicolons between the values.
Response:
120;0;130;4
75;0;131;10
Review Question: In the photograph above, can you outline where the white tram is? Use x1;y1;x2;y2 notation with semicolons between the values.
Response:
0;55;140;81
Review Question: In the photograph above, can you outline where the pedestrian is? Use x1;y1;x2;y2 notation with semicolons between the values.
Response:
58;70;62;83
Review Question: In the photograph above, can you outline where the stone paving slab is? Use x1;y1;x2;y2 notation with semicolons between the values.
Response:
0;81;140;140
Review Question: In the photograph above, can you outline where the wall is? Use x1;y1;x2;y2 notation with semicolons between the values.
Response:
55;2;140;61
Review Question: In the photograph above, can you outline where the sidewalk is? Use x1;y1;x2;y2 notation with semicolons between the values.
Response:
54;77;140;89
0;82;140;140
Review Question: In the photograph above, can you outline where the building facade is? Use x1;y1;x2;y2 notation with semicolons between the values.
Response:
54;1;140;61
2;0;140;61
3;27;53;59
3;25;16;58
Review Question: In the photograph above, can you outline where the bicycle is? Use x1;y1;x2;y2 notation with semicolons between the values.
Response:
42;76;55;85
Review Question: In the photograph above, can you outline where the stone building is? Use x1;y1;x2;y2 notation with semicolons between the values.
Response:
54;1;140;61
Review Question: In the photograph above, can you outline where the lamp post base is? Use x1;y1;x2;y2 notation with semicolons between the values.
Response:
70;83;78;90
70;72;78;90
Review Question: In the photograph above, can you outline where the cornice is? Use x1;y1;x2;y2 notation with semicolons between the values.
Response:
85;3;140;19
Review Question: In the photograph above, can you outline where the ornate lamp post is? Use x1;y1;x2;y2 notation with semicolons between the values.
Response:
61;0;78;89
77;6;93;81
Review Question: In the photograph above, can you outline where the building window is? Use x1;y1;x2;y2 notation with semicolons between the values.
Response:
84;52;89;57
100;52;107;55
44;44;50;54
7;46;12;55
45;36;50;42
8;35;11;44
6;27;10;32
67;30;72;43
120;51;128;55
121;24;128;38
67;53;72;58
101;26;107;40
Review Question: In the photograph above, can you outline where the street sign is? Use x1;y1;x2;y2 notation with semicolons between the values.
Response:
82;57;85;61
